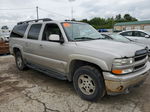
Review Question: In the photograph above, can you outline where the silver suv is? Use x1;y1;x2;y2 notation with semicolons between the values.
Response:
9;18;150;101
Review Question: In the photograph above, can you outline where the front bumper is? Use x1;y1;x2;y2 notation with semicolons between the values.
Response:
103;61;150;95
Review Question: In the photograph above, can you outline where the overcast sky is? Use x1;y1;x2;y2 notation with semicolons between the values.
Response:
0;0;150;28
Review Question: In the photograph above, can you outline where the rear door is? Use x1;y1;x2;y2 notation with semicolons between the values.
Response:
23;24;43;65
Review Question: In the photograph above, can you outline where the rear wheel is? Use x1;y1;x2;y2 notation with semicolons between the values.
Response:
15;51;27;70
73;66;105;101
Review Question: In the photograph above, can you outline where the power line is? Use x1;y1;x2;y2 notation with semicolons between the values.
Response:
0;8;34;10
0;6;70;20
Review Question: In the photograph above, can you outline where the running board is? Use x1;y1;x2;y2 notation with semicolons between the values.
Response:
26;63;67;80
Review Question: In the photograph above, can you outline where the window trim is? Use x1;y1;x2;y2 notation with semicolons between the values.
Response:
41;23;64;42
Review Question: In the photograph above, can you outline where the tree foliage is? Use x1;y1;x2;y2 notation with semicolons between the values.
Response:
79;14;138;29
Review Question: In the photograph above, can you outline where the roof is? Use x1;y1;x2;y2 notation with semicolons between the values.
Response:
114;20;150;26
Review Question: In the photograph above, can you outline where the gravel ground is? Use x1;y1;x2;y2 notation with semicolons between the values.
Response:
0;55;150;112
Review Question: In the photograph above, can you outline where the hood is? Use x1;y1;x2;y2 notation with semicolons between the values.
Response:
76;40;146;57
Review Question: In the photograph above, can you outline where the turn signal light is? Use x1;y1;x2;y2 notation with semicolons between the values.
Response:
112;69;122;74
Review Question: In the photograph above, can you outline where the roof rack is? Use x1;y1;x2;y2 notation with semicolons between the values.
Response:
17;18;53;25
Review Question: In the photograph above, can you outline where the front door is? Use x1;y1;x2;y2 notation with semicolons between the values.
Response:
37;23;67;73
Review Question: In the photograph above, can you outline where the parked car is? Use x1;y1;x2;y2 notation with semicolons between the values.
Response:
101;33;132;42
101;33;150;58
101;33;149;46
9;18;150;101
119;30;150;45
0;32;10;42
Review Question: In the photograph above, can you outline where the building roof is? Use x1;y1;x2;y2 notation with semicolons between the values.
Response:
114;20;150;26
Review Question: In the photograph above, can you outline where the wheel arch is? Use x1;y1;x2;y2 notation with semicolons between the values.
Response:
11;44;23;56
67;54;109;81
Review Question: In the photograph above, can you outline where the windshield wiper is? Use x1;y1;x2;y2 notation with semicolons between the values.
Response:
74;37;96;40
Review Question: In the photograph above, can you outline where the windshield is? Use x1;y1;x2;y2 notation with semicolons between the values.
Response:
62;22;104;41
109;34;131;42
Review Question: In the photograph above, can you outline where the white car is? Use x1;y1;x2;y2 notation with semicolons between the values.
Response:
119;30;150;45
0;33;10;42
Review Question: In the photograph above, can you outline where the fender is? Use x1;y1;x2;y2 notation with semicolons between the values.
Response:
11;44;24;57
67;54;109;73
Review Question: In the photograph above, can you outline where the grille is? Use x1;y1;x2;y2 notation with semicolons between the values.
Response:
134;49;148;71
148;49;150;56
135;49;147;56
134;49;147;62
134;64;145;70
134;55;147;61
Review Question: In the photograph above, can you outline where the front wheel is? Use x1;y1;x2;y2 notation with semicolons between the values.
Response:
73;66;105;101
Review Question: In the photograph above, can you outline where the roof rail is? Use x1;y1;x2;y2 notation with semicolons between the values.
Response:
17;18;53;25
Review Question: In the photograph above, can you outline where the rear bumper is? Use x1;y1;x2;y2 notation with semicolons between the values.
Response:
103;61;150;95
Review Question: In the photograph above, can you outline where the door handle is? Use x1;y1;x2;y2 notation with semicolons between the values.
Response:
39;44;43;48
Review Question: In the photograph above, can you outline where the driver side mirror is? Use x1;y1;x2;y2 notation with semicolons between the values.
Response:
48;34;64;44
145;35;150;38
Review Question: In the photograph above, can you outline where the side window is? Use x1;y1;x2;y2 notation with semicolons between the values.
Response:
10;24;28;38
42;23;62;41
27;24;42;40
133;31;140;37
139;32;147;37
120;31;132;36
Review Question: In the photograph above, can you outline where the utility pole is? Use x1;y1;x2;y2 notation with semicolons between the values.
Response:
36;6;39;19
68;0;75;20
71;7;73;20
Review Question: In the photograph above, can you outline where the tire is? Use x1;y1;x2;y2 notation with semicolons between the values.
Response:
15;51;27;70
73;66;105;101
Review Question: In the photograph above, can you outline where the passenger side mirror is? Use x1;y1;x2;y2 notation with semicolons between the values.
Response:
145;35;150;38
48;34;64;43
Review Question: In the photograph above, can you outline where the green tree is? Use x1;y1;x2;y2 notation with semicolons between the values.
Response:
79;14;138;29
124;14;138;21
115;14;121;21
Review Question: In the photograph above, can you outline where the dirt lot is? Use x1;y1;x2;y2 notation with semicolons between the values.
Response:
0;55;150;112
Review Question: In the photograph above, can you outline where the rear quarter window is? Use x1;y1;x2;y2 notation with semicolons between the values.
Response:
10;24;28;38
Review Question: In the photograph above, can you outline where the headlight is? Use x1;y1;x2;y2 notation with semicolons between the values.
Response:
113;58;134;66
112;58;134;74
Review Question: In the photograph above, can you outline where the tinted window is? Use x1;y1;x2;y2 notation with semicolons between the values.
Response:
120;31;133;36
28;24;42;40
10;24;28;38
132;31;145;37
139;32;147;37
42;24;62;41
133;31;140;37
